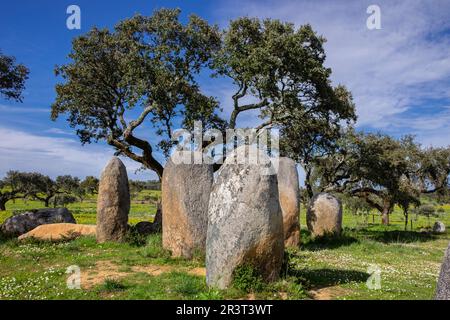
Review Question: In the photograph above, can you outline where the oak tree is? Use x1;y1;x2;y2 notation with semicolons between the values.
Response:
0;51;29;101
52;10;358;180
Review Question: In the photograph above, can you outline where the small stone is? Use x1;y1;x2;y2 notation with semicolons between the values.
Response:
96;157;130;243
307;193;342;237
433;221;446;234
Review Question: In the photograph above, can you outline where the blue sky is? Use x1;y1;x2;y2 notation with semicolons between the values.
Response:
1;0;450;182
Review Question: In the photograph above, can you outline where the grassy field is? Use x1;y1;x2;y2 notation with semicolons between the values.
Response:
0;191;449;300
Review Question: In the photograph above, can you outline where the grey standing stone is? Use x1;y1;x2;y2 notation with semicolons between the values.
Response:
162;151;213;258
436;242;450;300
96;157;130;243
206;146;284;289
277;157;300;247
433;221;446;234
0;208;75;238
307;193;342;237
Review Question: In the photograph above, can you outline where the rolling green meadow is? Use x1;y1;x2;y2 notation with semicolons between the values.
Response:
0;191;449;300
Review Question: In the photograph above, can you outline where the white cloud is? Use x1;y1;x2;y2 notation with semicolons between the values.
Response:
213;0;450;128
377;106;450;147
0;127;159;180
0;104;49;113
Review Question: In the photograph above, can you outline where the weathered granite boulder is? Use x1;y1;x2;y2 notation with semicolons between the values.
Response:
277;157;300;247
0;208;75;237
307;193;342;237
18;223;96;241
206;146;284;289
435;242;450;300
162;151;213;258
433;221;446;234
96;157;130;243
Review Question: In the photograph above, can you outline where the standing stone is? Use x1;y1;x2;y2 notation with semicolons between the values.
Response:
162;151;213;258
96;157;130;243
307;193;342;237
436;242;450;300
206;146;284;289
433;221;446;234
277;157;300;247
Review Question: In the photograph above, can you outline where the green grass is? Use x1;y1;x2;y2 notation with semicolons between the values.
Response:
0;193;449;300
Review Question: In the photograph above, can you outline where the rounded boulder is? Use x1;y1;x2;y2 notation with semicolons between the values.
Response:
307;193;342;237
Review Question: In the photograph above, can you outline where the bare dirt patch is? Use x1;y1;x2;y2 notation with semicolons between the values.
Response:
80;260;205;289
308;285;350;300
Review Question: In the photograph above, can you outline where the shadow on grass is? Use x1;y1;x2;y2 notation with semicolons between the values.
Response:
289;268;369;289
0;232;14;245
300;227;438;251
359;229;437;244
300;230;359;251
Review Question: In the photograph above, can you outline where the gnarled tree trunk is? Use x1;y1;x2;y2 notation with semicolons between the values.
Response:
381;201;392;225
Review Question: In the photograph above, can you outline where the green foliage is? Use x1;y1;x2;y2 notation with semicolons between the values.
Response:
232;264;265;293
139;234;171;259
304;127;450;228
125;229;148;247
80;176;99;195
0;171;45;210
343;196;372;216
172;272;205;296
51;8;223;177
52;9;358;181
196;289;223;300
51;194;78;208
129;180;146;200
100;279;127;292
0;50;29;101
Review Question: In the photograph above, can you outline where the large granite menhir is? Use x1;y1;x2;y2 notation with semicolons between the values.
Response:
206;146;284;289
162;151;213;258
96;157;130;243
307;193;342;237
277;157;300;247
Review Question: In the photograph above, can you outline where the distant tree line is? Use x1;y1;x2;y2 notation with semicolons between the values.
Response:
0;172;161;211
291;130;450;228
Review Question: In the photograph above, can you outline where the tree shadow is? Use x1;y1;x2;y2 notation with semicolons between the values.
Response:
300;228;439;250
288;267;369;289
300;230;359;251
359;229;438;244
